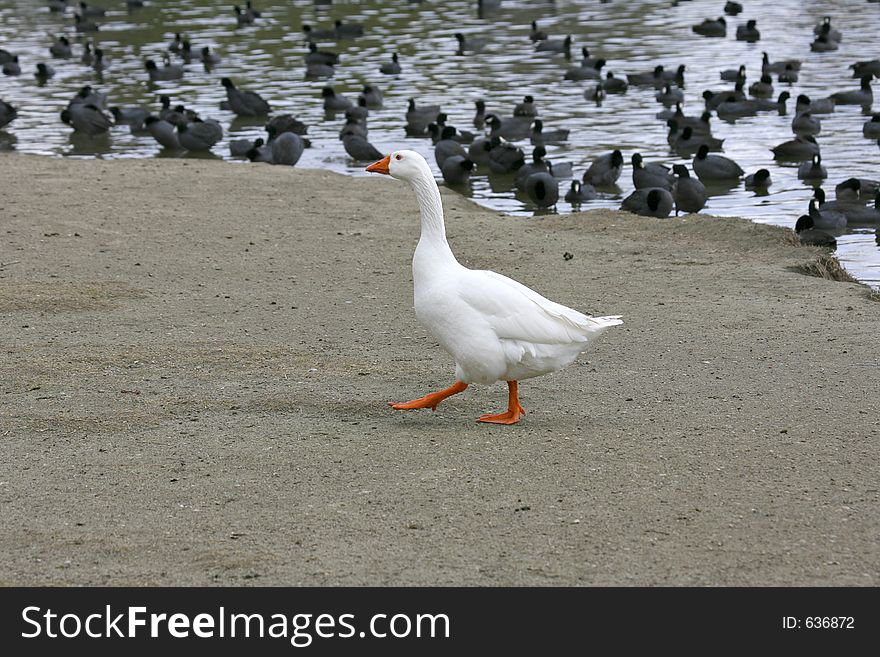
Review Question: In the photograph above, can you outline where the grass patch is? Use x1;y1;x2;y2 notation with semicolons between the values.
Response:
791;254;859;284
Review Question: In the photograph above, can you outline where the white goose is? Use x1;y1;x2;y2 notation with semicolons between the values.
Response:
366;151;622;424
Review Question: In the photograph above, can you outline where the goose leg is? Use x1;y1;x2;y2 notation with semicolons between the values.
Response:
477;380;526;425
389;380;468;411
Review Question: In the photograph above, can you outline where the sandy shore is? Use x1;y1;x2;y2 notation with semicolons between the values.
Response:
1;153;877;586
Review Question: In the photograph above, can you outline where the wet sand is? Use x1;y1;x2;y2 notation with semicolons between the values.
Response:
1;154;877;586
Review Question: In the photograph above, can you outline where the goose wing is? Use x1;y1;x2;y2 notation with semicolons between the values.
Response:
459;269;621;345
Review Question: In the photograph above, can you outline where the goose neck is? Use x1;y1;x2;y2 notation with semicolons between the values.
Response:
410;173;456;262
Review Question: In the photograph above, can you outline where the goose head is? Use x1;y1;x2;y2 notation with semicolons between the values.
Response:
366;149;431;181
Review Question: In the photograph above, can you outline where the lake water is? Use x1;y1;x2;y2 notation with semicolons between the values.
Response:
0;0;878;287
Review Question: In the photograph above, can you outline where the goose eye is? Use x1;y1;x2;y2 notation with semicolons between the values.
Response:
395;154;402;160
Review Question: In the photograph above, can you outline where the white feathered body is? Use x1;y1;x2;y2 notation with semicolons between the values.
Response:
414;260;620;384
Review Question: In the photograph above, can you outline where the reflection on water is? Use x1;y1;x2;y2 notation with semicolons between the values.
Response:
0;0;877;286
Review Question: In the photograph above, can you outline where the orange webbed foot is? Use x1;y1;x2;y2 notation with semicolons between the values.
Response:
389;397;441;411
476;409;523;425
388;381;468;412
476;381;525;425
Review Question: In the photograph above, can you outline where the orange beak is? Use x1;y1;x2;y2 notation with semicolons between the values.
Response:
366;154;391;175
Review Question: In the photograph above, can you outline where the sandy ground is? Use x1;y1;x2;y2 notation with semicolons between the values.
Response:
0;153;877;586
